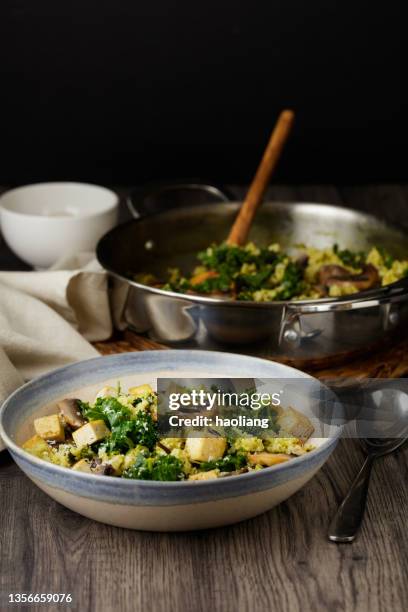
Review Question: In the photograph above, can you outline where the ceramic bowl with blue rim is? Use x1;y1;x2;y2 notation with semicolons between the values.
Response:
0;351;341;531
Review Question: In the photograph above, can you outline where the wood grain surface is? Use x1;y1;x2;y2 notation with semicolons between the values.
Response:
1;440;407;612
1;184;408;612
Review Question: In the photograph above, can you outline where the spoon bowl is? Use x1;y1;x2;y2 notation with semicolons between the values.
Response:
329;381;408;542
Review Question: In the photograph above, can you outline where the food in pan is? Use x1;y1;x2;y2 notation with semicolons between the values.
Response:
138;243;408;301
22;383;314;481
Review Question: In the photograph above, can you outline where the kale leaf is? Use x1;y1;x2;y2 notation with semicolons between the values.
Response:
192;271;232;294
377;247;395;269
275;262;305;300
197;243;253;271
79;397;158;452
200;452;247;473
333;244;365;268
123;453;184;481
192;243;286;295
235;266;274;290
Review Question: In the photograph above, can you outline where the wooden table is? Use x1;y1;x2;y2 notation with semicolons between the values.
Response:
1;185;408;612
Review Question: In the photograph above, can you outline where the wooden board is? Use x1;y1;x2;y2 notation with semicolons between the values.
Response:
94;329;408;380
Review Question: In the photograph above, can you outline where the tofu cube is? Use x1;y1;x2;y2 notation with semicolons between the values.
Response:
185;437;227;462
276;408;314;440
72;459;93;473
72;420;110;448
34;414;65;442
128;384;153;397
22;434;51;457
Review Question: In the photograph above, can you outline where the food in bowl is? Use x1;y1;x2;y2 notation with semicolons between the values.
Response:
138;242;408;301
1;350;340;530
22;382;315;481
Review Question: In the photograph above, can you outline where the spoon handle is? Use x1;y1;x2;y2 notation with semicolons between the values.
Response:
328;455;374;543
227;110;295;246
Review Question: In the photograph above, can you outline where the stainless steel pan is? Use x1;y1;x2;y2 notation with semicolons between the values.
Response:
97;202;408;365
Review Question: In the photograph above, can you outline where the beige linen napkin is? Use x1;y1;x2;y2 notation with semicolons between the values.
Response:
0;254;129;450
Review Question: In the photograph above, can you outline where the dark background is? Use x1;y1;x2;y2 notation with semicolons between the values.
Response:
1;1;407;187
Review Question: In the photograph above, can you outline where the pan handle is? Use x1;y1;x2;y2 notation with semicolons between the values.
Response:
284;287;408;315
126;181;233;219
279;289;408;347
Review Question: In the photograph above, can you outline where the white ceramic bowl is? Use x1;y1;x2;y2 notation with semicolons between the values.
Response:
0;182;119;268
0;351;342;531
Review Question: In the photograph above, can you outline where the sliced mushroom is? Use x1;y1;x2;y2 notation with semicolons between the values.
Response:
318;264;380;291
347;264;380;291
318;265;350;285
90;458;114;476
58;399;86;429
94;464;115;476
296;253;309;268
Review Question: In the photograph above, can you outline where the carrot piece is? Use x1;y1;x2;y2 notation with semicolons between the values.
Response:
248;452;291;467
190;270;219;286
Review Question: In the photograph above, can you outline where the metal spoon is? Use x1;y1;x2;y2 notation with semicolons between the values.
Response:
328;384;408;543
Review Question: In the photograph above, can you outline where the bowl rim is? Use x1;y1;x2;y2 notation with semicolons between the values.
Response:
0;350;342;498
0;181;119;220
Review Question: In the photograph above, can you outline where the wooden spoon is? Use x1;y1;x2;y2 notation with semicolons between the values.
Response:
227;109;295;246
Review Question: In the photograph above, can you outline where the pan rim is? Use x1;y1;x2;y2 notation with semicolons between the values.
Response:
97;201;408;309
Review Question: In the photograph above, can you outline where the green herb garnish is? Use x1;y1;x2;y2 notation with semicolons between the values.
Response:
123;453;184;481
79;397;158;452
200;452;247;472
